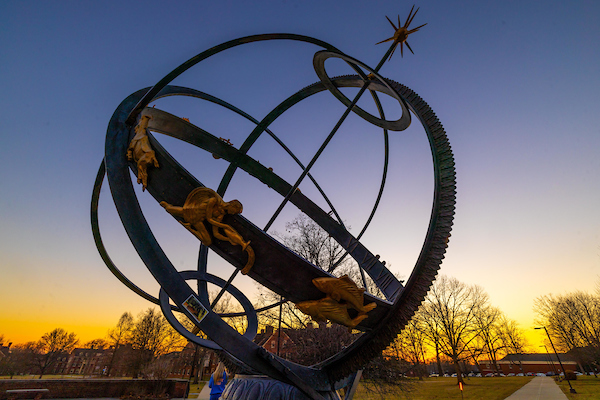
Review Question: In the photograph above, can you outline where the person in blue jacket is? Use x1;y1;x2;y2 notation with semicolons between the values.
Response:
208;362;228;400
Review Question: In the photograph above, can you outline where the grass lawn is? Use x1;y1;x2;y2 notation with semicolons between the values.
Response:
2;376;206;398
354;376;533;400
557;376;600;400
0;375;91;379
0;375;134;379
187;381;207;398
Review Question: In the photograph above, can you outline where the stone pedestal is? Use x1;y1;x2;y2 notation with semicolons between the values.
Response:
221;375;340;400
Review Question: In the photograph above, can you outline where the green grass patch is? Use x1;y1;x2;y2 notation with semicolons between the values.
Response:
187;381;206;398
0;375;134;379
557;375;600;400
0;375;85;379
354;376;533;400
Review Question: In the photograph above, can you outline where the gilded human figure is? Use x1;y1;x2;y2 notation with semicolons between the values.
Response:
160;187;255;274
126;115;159;191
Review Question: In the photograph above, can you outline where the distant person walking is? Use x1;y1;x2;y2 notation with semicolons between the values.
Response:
208;362;228;400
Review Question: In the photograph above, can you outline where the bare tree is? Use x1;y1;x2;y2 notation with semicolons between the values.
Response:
273;213;347;273
464;335;487;376
0;336;17;377
84;338;109;350
287;324;356;365
389;312;429;379
1;342;37;378
106;312;134;376
264;214;354;331
473;305;503;374
267;213;380;326
535;290;600;369
420;275;489;384
255;286;312;330
209;290;248;334
498;316;528;373
361;354;413;400
31;328;79;378
128;308;186;377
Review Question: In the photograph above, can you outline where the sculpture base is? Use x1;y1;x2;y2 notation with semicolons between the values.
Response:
221;375;340;400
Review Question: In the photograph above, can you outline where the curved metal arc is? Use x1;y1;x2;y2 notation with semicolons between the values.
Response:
151;86;346;228
328;89;391;275
143;85;346;228
357;91;390;241
91;159;178;310
318;80;456;381
313;50;411;131
261;127;345;228
196;245;210;305
145;102;402;302
263;79;373;232
260;46;413;232
160;270;258;345
144;78;403;301
126;34;343;125
138;84;344;309
216;76;384;234
106;90;313;388
103;79;455;387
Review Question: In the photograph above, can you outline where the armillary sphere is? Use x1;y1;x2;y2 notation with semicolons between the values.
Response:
92;12;455;399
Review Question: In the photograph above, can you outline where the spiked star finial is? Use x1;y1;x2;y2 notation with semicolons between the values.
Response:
376;5;427;59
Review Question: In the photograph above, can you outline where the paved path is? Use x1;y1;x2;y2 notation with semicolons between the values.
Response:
504;376;568;400
195;382;211;399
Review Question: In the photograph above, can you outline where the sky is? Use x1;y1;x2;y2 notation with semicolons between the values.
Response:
1;0;599;350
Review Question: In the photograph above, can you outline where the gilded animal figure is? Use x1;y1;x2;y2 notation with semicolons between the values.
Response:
295;297;369;330
126;115;159;191
295;275;376;329
312;275;377;315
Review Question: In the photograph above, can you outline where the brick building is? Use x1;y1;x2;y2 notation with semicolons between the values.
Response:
62;348;113;376
479;353;580;375
156;343;220;380
254;326;296;360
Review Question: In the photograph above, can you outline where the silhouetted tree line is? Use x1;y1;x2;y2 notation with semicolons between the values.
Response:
0;308;190;379
535;286;600;375
0;328;79;379
4;212;566;392
388;275;529;385
269;214;532;389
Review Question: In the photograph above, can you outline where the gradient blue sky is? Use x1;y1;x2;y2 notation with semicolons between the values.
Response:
1;0;599;346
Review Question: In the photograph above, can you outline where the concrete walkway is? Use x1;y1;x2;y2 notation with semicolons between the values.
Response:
195;382;211;399
504;376;568;399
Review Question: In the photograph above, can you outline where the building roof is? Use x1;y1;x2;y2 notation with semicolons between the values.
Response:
71;347;110;355
499;353;578;363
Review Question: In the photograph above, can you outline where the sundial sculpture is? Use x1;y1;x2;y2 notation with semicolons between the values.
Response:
92;6;455;400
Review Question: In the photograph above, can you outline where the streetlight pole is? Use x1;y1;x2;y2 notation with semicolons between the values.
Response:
540;345;558;376
535;326;576;394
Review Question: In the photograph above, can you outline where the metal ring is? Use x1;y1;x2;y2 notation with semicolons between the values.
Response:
313;50;411;131
99;35;455;390
159;270;258;349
